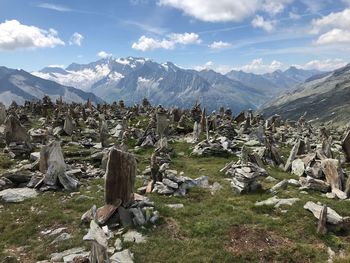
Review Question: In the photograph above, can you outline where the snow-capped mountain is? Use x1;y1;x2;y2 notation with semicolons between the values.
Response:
32;57;271;113
0;66;103;107
32;57;323;113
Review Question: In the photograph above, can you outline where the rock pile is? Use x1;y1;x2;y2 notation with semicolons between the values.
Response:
225;163;268;193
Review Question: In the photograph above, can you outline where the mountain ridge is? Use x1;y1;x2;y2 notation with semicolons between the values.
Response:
0;66;103;107
32;57;322;113
261;63;350;123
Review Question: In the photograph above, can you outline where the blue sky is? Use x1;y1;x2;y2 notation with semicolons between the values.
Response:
1;0;350;73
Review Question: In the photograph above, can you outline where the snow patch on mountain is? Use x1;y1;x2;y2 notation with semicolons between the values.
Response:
33;64;111;91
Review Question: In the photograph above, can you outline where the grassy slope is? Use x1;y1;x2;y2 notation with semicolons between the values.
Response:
1;140;350;262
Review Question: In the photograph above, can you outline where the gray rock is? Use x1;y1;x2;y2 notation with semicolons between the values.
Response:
63;252;90;263
265;176;277;182
0;188;38;202
51;233;71;244
300;176;330;193
118;206;133;227
0;102;6;125
123;230;147;243
130;207;146;226
30;152;40;162
114;238;123;251
269;179;288;194
153;182;175;195
63;115;74;135
110;249;134;263
149;211;160;224
292;159;305;177
332;188;347;200
304;201;346;225
165;203;184;209
50;247;86;262
193;176;209;188
0;178;14;191
284;139;301;172
321;159;344;191
255;196;299;208
162;178;178;189
288;179;300;186
210;182;222;195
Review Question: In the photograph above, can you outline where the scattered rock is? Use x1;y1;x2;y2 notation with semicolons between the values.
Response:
0;188;38;203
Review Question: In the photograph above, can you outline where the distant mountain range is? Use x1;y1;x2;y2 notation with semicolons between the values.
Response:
31;57;321;113
261;63;350;123
0;66;103;107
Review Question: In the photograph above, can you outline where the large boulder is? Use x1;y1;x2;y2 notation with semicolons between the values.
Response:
0;188;38;203
40;141;79;191
4;115;29;144
342;130;350;162
0;102;6;125
105;148;137;205
321;159;344;191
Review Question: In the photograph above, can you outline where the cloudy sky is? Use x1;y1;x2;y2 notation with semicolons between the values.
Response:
1;0;350;73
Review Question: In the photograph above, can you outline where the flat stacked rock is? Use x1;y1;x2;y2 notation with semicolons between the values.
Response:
191;137;236;156
225;163;268;193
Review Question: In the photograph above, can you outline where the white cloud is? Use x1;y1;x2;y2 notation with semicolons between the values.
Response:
194;61;214;71
37;3;72;12
168;32;201;44
132;32;201;51
158;0;260;22
251;15;275;32
0;19;64;51
233;58;284;74
132;36;174;51
262;0;293;16
97;51;113;58
209;41;232;49
295;59;347;71
69;32;84;46
311;8;350;34
315;28;350;45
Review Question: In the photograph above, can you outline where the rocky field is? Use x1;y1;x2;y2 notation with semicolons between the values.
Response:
1;97;350;263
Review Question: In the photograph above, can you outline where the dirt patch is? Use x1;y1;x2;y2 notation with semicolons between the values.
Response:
163;217;187;240
227;225;291;256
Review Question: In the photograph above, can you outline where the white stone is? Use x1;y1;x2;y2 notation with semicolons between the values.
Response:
110;249;134;263
291;159;305;177
123;230;147;243
0;188;38;203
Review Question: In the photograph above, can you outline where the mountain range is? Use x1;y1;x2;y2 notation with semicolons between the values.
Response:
30;57;320;113
0;66;103;107
0;56;328;113
261;63;350;123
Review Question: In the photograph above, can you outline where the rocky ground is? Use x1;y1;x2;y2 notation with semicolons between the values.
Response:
1;97;350;262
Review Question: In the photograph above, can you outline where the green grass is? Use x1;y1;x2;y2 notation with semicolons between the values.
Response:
0;154;15;174
1;138;350;262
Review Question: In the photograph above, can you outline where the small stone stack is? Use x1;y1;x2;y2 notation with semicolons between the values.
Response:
82;148;159;228
225;163;268;194
4;115;32;156
151;170;209;197
191;137;236;156
217;122;237;140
